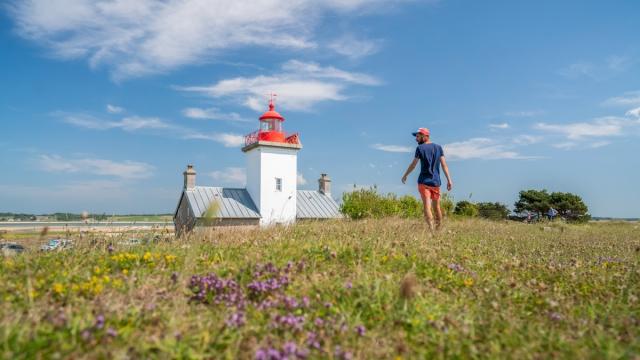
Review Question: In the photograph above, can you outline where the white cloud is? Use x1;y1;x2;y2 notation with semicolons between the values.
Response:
8;0;411;79
107;104;124;114
106;104;124;113
553;140;611;151
602;91;640;107
182;107;249;122
297;173;307;185
553;142;577;150
559;62;595;78
371;144;412;153
626;107;640;118
504;110;543;117
513;135;542;145
589;141;611;149
38;154;154;179
210;167;246;186
328;35;382;59
63;113;170;131
444;138;527;160
489;123;509;129
177;60;379;111
606;55;632;72
534;117;625;140
60;111;245;147
185;132;245;147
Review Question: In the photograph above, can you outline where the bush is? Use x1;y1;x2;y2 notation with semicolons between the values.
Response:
342;188;445;219
441;193;455;217
454;201;479;217
477;202;510;220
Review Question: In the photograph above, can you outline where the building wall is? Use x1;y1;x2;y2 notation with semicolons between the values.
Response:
174;193;196;236
195;218;260;227
246;146;298;226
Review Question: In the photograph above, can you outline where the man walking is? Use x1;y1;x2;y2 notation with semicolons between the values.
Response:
402;128;453;231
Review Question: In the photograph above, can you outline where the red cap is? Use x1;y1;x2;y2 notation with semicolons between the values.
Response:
412;128;430;136
259;100;284;121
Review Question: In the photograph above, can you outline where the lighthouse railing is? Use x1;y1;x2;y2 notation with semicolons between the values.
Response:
244;130;301;146
244;130;260;146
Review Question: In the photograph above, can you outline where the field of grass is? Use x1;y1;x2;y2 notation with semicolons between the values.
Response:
1;218;638;359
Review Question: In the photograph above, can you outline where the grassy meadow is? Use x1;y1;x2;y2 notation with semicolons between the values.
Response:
1;218;639;359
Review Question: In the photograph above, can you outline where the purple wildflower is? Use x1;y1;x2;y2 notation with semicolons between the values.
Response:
549;312;563;322
226;311;246;328
282;342;297;356
345;281;352;289
272;313;306;331
314;318;324;327
448;263;464;273
81;329;92;341
171;272;179;284
107;244;114;253
106;327;118;337
95;315;105;329
356;325;366;337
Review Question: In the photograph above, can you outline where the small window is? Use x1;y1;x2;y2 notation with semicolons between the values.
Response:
275;178;282;191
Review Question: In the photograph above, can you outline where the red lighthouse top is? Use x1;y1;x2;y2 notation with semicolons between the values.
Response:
243;95;301;148
259;99;284;121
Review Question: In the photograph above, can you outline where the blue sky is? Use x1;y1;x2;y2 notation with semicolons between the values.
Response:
1;0;639;217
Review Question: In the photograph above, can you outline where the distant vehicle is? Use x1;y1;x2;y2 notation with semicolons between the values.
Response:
1;242;25;256
40;238;74;251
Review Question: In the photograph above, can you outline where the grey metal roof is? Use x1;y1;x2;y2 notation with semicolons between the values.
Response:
186;187;260;219
296;190;342;219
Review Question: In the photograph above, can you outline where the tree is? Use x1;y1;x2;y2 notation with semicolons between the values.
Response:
515;189;590;223
514;190;550;215
454;201;479;217
477;202;510;220
549;192;590;222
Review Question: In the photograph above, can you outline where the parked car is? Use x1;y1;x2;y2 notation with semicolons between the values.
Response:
1;242;25;256
40;238;74;251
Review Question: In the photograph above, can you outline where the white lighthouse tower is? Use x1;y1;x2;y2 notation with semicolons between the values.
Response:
242;96;302;226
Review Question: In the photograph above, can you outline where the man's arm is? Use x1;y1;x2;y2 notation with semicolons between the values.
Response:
440;156;453;191
401;158;419;184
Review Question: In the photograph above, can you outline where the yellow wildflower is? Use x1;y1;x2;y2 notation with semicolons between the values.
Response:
464;278;474;287
143;252;152;261
94;266;102;275
165;254;177;263
52;282;64;295
122;269;129;275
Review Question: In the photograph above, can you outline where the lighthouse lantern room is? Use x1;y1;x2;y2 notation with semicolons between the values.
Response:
242;96;302;226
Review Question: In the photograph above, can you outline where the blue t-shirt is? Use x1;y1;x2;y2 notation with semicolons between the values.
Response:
414;143;444;187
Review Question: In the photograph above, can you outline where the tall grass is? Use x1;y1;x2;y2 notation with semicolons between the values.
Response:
1;219;638;359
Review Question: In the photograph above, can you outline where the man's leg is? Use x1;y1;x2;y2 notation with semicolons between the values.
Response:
423;197;435;231
433;198;443;230
418;184;435;231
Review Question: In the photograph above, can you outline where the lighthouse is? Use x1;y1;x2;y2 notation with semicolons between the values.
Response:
242;96;302;226
173;97;341;234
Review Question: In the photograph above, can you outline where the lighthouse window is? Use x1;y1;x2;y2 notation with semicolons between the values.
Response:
260;121;271;131
275;178;282;192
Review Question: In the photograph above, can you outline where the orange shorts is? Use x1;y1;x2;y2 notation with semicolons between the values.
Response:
418;184;441;201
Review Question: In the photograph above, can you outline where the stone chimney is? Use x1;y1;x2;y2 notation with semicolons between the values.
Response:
318;173;331;195
183;164;196;190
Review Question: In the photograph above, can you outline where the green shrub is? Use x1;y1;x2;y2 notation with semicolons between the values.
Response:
341;188;427;219
476;202;510;220
454;201;479;217
441;193;454;217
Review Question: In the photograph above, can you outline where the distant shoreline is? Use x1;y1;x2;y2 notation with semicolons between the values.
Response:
0;221;174;232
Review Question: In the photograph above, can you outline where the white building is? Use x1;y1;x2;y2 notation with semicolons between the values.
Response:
174;100;341;234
